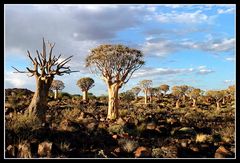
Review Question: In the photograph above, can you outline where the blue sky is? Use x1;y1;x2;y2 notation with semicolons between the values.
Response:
4;4;235;96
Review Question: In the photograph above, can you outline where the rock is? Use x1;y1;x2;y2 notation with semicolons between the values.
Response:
18;142;32;158
214;146;233;158
160;146;178;158
134;147;151;158
146;122;157;130
112;135;118;139
6;145;18;158
116;117;126;126
38;141;53;157
196;134;209;143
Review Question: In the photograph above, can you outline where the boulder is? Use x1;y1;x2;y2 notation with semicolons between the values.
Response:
38;141;53;157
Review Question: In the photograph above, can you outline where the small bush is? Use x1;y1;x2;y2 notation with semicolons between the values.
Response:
118;138;139;153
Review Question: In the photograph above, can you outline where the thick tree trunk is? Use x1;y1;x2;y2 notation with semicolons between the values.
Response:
83;91;88;102
107;84;119;120
54;89;58;99
176;99;180;109
27;77;52;124
216;101;221;110
144;90;148;104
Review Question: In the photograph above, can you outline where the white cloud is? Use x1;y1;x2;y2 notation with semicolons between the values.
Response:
132;67;195;78
217;8;235;14
225;57;235;61
200;38;235;52
224;80;234;84
155;10;209;24
5;71;35;89
196;66;214;75
142;39;179;57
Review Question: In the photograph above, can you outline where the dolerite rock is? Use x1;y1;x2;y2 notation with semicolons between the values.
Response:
6;145;18;158
18;142;32;158
38;141;53;158
134;147;151;158
214;146;233;158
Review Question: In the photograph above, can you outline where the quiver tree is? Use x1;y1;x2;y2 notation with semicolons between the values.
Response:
86;44;144;120
188;88;201;107
130;86;141;100
12;38;77;123
148;87;159;103
160;84;170;96
172;86;184;109
226;85;235;103
50;80;65;99
139;80;152;104
179;85;189;102
206;90;224;110
76;77;95;102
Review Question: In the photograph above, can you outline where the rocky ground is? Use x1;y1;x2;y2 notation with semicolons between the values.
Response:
5;89;235;158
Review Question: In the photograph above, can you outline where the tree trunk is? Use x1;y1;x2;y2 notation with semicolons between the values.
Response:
54;89;58;99
150;94;153;103
192;98;196;107
27;77;52;124
182;95;186;103
107;84;119;120
144;90;148;104
176;99;180;109
222;97;225;105
216;101;221;110
83;91;88;102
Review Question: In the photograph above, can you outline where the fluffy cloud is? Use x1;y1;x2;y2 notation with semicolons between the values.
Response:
154;10;210;24
196;66;214;75
217;8;235;14
132;67;195;78
5;4;146;56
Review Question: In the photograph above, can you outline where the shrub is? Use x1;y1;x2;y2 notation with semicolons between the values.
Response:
60;108;82;122
118;138;139;153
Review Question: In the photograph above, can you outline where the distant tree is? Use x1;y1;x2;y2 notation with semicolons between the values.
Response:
188;88;201;107
139;80;152;104
12;38;77;123
206;90;225;110
77;77;95;102
50;80;65;99
86;44;144;120
227;85;235;102
130;86;141;100
148;87;159;103
179;85;189;102
120;91;135;103
171;86;184;109
160;84;170;95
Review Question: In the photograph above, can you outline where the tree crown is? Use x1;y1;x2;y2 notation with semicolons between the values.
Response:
85;44;144;87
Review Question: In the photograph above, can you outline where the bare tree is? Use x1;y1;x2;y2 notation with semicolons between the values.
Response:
12;38;77;123
50;80;65;99
76;77;95;102
160;84;170;96
86;44;144;120
139;80;152;104
206;90;225;110
130;86;141;100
